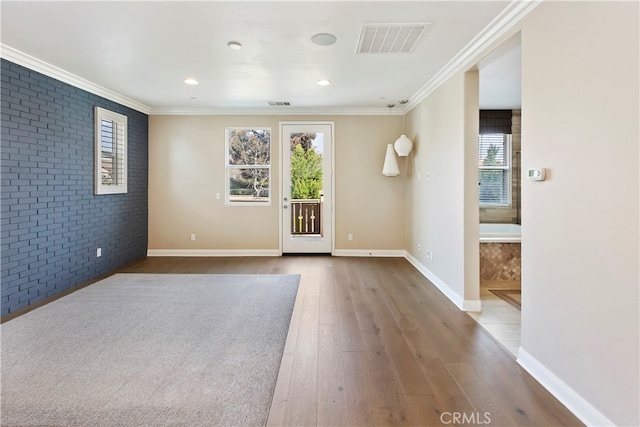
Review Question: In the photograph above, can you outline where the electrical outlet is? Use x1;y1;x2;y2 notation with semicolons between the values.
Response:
96;248;102;257
348;234;353;241
216;192;221;200
426;250;433;261
191;234;196;241
417;243;421;251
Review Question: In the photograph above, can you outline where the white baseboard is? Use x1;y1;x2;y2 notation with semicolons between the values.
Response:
333;249;405;257
403;252;481;312
517;348;615;427
148;249;405;258
147;249;280;257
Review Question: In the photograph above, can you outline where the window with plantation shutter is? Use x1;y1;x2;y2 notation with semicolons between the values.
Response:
95;107;127;195
478;133;511;206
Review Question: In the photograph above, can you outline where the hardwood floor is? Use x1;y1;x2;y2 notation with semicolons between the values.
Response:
121;256;582;426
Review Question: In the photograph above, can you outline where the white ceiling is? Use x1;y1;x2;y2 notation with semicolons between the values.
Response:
0;1;522;113
479;43;521;110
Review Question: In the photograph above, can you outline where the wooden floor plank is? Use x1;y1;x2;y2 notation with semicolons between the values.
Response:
317;324;349;426
401;394;447;427
282;279;305;356
283;295;319;426
266;354;295;427
361;331;417;426
355;307;379;335
360;277;433;397
370;301;433;396
318;267;338;325
333;266;364;353
400;326;478;417
302;263;320;297
445;362;519;426
342;351;382;427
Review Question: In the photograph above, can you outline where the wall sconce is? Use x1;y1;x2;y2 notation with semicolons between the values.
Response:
382;144;400;176
394;134;413;156
382;101;413;176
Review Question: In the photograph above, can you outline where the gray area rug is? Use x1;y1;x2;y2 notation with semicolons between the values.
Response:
1;273;300;427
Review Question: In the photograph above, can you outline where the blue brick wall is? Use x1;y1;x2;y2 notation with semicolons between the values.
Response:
1;59;148;316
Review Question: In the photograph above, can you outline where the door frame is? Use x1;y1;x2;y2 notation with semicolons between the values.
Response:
278;121;335;255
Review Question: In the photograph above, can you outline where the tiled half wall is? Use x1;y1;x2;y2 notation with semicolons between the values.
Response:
480;243;521;281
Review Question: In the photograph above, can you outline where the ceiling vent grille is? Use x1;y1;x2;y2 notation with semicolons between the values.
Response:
268;101;291;106
356;23;430;54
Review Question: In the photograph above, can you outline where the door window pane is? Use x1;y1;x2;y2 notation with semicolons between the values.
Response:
289;132;324;235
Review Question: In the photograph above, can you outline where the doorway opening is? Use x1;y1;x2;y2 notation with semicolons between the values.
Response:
469;35;522;357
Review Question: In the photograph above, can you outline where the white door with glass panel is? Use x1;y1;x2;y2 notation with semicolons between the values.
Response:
280;122;333;253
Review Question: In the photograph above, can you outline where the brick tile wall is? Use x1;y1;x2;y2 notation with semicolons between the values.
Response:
1;59;148;316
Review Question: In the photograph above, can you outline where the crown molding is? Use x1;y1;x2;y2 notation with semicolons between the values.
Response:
147;106;404;116
404;0;541;113
0;44;151;115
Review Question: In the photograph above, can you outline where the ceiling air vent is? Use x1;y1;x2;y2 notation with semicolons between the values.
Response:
356;23;430;54
268;101;291;106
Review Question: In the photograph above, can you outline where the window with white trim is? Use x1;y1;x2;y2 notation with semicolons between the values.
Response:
226;128;271;205
478;133;511;206
94;107;127;195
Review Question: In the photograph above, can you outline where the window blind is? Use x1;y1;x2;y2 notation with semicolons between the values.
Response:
95;107;127;195
479;110;512;135
478;134;511;205
101;119;126;186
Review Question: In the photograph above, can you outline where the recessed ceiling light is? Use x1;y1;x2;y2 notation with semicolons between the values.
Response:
184;78;199;85
311;33;337;46
317;79;331;86
227;41;242;50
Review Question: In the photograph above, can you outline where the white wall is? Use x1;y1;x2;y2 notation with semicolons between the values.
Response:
148;114;406;253
406;1;639;425
518;2;639;425
463;71;480;304
404;71;480;309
